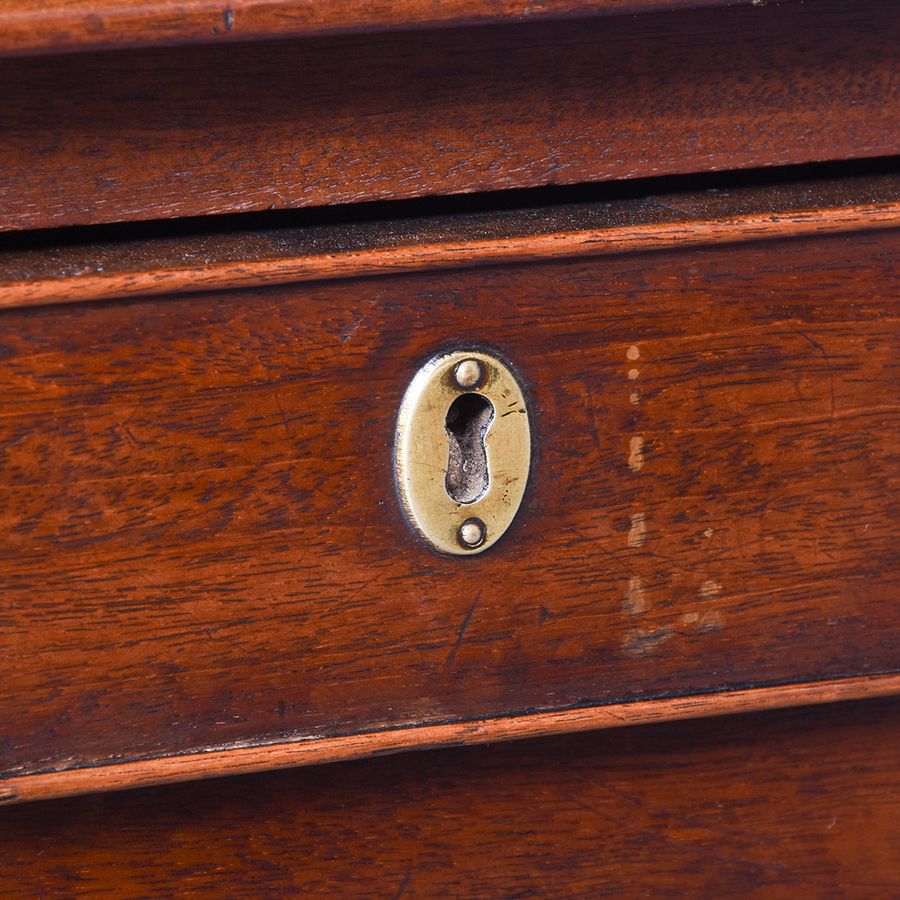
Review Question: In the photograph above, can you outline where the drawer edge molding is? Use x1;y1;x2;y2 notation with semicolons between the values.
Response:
2;176;898;311
3;673;899;805
0;0;762;59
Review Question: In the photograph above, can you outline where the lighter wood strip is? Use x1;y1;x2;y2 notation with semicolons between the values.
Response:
3;673;899;805
0;0;755;58
3;201;899;310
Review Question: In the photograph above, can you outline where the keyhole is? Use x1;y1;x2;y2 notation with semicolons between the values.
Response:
445;392;495;503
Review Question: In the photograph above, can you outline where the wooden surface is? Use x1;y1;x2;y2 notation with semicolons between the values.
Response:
1;206;897;799
3;698;899;895
2;170;898;309
2;0;898;231
0;0;767;58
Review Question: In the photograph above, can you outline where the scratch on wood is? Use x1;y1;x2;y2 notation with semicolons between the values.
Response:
793;327;836;421
445;593;480;669
394;869;413;899
273;393;294;440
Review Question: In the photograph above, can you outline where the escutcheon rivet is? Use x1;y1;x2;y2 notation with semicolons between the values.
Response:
458;518;486;549
453;358;483;390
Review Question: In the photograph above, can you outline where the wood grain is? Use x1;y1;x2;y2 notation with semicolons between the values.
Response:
1;0;897;231
3;698;899;895
0;0;768;58
1;171;898;309
1;216;897;798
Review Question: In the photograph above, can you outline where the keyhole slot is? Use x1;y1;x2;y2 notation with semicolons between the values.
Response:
445;392;495;504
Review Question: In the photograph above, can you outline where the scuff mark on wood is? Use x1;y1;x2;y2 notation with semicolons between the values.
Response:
628;435;645;471
628;513;647;548
623;576;648;616
623;627;674;656
682;610;725;633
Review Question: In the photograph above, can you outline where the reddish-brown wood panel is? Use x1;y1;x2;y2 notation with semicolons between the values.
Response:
1;225;897;792
2;698;899;895
1;0;897;231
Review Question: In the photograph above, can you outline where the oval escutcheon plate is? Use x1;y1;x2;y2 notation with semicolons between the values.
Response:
395;349;531;555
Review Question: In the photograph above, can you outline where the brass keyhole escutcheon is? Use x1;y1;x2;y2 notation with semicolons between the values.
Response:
395;349;531;555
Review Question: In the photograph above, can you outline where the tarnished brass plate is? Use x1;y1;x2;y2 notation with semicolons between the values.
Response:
395;349;531;555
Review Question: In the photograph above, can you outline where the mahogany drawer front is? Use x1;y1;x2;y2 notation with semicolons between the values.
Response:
1;184;898;801
1;0;898;231
3;698;899;895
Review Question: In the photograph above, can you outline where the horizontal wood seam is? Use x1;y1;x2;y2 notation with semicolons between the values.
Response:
3;200;898;311
4;673;899;805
